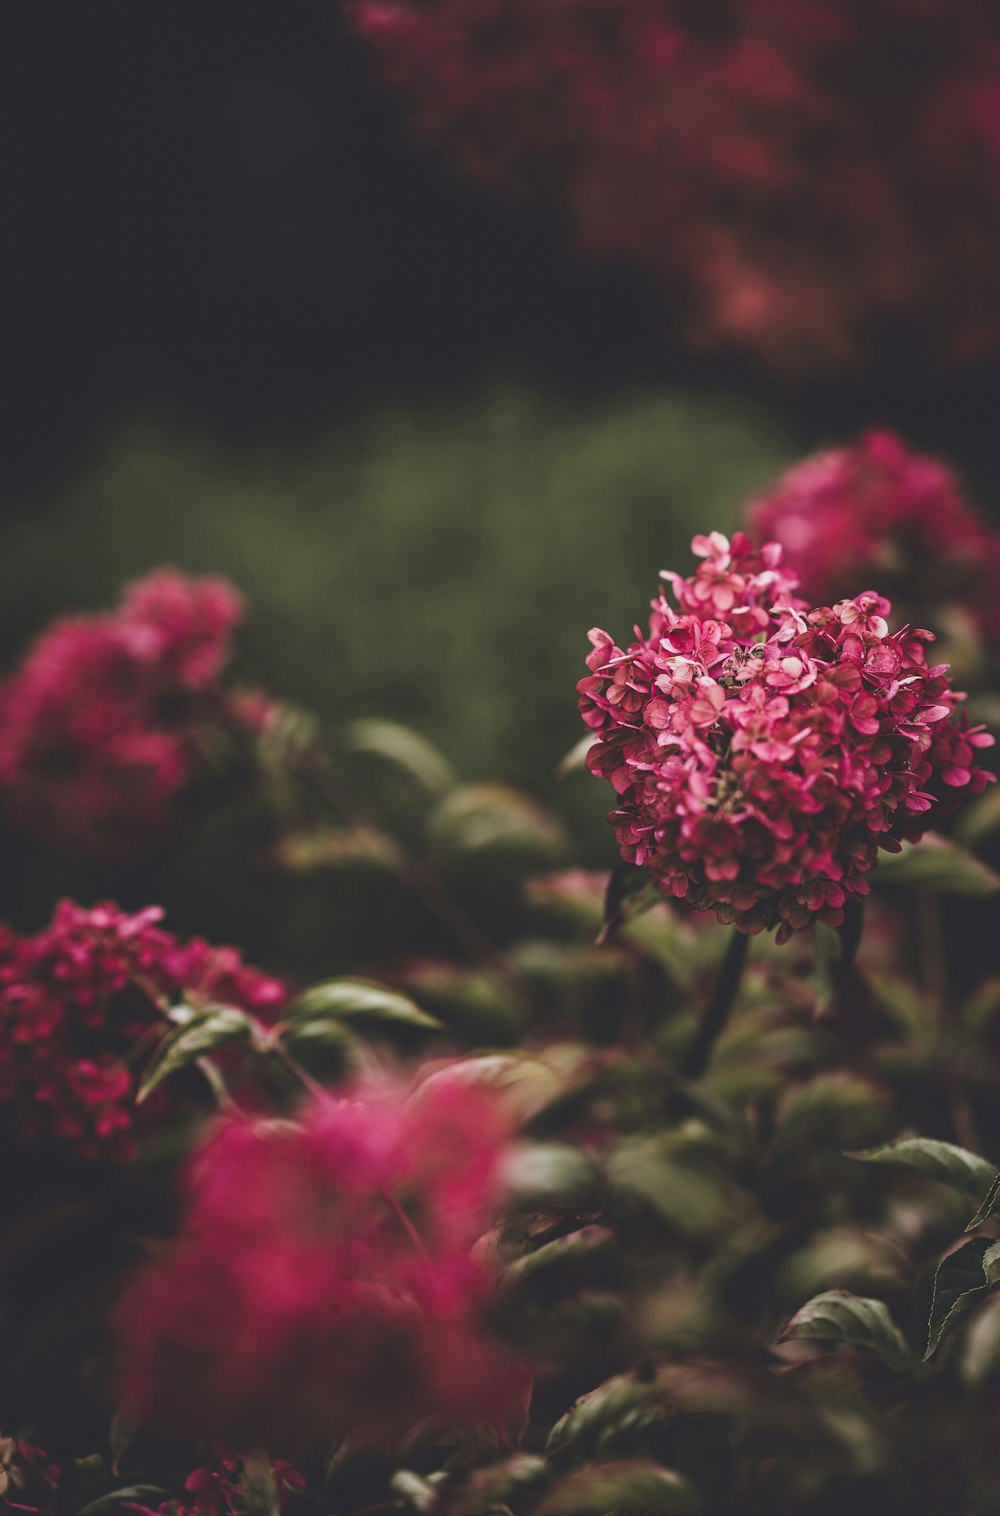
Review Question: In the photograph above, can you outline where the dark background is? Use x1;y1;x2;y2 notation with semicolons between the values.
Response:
6;0;1000;503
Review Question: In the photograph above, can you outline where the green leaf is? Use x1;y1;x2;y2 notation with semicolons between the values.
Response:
288;978;442;1031
925;1237;1000;1359
137;1008;253;1103
504;1225;618;1289
534;1461;700;1515
429;783;567;870
780;1290;912;1372
76;1487;172;1516
501;1142;598;1208
557;732;599;778
967;1172;1000;1231
345;718;455;799
874;833;1000;896
850;1137;998;1204
547;1373;667;1460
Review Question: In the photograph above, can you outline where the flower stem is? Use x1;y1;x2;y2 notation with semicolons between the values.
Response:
917;889;982;1155
683;929;749;1078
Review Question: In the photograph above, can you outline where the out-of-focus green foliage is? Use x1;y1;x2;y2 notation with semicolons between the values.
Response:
0;385;792;798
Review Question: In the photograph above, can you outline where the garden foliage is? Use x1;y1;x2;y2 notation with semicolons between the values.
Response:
0;433;999;1515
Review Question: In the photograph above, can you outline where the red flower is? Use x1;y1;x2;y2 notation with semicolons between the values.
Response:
116;1075;526;1454
0;900;285;1160
0;570;275;860
352;0;1000;372
747;430;1000;648
579;533;994;941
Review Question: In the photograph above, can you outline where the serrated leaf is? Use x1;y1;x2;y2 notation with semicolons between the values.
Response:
137;1008;253;1103
289;978;442;1031
874;833;1000;896
850;1137;998;1204
780;1290;912;1372
534;1460;700;1515
967;1172;1000;1230
925;1237;1000;1359
76;1487;172;1516
345;718;455;799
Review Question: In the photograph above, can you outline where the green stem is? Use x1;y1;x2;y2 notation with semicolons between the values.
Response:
682;929;749;1078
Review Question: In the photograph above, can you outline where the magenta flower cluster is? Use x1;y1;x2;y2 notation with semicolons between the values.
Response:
0;570;275;860
116;1074;526;1454
748;429;1000;647
0;900;285;1160
579;532;994;940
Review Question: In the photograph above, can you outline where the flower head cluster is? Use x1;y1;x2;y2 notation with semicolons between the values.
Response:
0;901;285;1160
125;1452;305;1516
579;533;994;941
116;1075;525;1454
352;0;1000;371
748;430;1000;648
0;570;276;859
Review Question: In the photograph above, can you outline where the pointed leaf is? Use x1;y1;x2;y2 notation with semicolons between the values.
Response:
137;1008;253;1103
967;1172;1000;1231
925;1237;1000;1359
534;1461;700;1515
289;978;442;1031
850;1137;998;1205
77;1488;172;1516
345;718;455;799
780;1290;912;1372
874;833;1000;896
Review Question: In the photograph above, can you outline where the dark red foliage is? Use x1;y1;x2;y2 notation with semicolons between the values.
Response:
0;901;285;1160
353;0;1000;371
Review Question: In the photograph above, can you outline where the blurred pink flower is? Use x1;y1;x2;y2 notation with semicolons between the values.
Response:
116;1075;526;1455
352;0;1000;371
0;570;276;860
579;532;994;941
747;431;1000;649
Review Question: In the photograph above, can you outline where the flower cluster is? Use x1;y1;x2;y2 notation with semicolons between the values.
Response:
747;430;1000;648
126;1452;305;1516
116;1075;525;1454
579;533;994;940
0;900;285;1160
0;570;275;859
352;0;1000;371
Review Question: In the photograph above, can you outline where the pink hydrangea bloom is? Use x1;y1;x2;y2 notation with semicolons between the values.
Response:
0;570;276;860
0;900;285;1160
352;0;1000;372
747;430;1000;646
579;533;994;942
115;1076;526;1454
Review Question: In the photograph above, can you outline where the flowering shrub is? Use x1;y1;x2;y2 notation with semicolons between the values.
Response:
0;571;274;859
115;1075;526;1454
352;0;1000;370
747;429;1000;648
0;556;999;1516
579;531;993;938
0;900;285;1160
